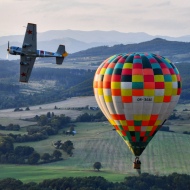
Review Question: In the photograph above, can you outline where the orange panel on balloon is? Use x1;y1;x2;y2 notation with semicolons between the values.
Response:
108;63;116;69
121;131;127;136
127;120;134;126
143;69;154;75
103;81;111;89
142;121;149;126
135;126;141;131
111;114;119;120
163;96;172;102
122;126;129;131
111;89;121;96
98;81;103;88
132;69;143;75
140;131;146;137
144;82;155;89
162;68;171;75
150;115;158;120
122;96;132;103
103;75;112;81
132;89;144;96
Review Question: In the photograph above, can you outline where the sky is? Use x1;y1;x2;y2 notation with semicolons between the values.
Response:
1;0;190;37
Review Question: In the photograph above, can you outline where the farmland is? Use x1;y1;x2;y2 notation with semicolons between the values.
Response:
0;97;190;183
0;96;98;120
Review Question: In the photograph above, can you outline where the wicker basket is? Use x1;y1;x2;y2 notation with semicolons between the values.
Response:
133;163;141;169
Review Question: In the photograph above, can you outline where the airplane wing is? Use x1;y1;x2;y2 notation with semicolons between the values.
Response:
22;23;37;54
20;56;36;83
20;23;37;82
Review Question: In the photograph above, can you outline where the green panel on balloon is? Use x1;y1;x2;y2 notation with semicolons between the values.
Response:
118;125;124;131
125;131;132;141
132;82;144;89
147;136;153;142
145;131;151;136
123;136;130;141
134;121;142;126
135;132;140;142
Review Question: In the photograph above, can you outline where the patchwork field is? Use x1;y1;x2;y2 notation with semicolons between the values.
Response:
0;165;128;183
0;96;98;120
1;101;190;183
43;130;190;176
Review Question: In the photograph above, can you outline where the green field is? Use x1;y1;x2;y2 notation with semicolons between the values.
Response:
41;130;190;175
0;165;127;183
13;122;113;157
1;102;190;183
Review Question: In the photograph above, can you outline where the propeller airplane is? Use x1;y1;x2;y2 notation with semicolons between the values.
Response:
7;23;68;83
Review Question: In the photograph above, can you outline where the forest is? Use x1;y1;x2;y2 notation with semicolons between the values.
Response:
0;172;190;190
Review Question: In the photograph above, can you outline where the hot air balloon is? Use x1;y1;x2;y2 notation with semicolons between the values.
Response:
93;53;181;169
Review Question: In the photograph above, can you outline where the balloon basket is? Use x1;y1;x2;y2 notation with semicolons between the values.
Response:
133;163;141;169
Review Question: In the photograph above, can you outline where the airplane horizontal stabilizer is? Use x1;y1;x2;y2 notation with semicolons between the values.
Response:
56;57;64;65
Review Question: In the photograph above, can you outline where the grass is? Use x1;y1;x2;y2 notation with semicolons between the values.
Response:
0;165;128;183
42;130;190;176
14;122;113;157
0;96;98;120
2;102;190;183
0;127;27;135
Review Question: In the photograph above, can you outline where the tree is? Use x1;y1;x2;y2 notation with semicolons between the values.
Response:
47;112;51;118
52;112;54;117
53;150;62;159
25;107;30;111
51;119;61;128
28;153;40;165
37;115;48;126
54;106;57;109
70;125;74;132
41;153;51;162
93;162;102;171
54;140;62;148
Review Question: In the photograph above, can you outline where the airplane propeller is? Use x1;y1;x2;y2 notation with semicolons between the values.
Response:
6;41;9;59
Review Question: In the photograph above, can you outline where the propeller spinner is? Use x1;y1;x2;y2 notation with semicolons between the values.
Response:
6;41;9;59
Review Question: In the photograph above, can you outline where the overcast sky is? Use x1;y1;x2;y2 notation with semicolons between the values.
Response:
1;0;190;37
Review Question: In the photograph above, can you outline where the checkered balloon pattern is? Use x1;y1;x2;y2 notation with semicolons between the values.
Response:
93;53;181;156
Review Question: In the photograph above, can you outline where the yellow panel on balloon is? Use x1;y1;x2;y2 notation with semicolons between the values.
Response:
154;96;164;103
155;120;161;126
128;126;135;131
172;89;178;95
100;68;106;75
111;82;121;89
171;75;177;82
108;119;116;125
123;63;133;69
164;88;172;96
121;89;132;96
132;75;143;82
147;126;153;131
120;120;127;126
142;115;151;121
165;82;172;88
134;115;142;121
104;95;112;102
144;89;155;96
98;88;103;95
154;75;164;82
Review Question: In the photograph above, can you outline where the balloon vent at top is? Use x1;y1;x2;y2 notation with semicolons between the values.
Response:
93;53;181;156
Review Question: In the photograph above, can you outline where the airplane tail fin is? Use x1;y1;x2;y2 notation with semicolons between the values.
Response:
57;45;65;54
56;45;68;65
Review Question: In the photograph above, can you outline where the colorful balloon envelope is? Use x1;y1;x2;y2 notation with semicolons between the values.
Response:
93;53;181;156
